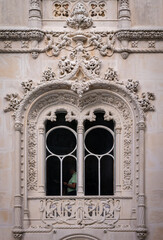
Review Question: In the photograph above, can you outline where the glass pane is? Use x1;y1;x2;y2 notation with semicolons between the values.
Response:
47;127;76;155
85;127;113;155
62;156;77;196
46;156;60;196
100;155;113;195
85;156;98;195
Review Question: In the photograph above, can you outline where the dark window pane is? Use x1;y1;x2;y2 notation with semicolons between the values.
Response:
100;156;113;195
46;156;60;196
62;156;76;196
47;127;76;155
85;156;98;195
85;127;113;155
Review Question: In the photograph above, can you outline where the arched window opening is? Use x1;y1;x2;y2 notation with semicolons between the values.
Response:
46;112;77;196
84;112;114;196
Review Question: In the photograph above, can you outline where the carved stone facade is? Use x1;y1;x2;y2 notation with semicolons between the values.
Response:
0;1;163;240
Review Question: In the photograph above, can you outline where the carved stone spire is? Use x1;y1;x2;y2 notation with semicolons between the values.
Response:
118;0;131;28
67;3;93;29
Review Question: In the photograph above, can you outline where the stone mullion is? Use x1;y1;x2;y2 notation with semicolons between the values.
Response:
77;122;84;197
38;124;46;195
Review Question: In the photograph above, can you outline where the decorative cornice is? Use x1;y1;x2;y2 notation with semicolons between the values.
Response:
0;29;44;41
116;29;163;41
0;28;163;59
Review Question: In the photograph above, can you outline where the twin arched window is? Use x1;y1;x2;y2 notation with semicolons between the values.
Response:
46;112;114;196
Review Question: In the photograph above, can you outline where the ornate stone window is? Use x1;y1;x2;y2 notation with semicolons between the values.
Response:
4;68;155;239
3;1;156;239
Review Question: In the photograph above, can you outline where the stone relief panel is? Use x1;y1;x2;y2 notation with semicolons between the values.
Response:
50;0;116;20
40;198;121;228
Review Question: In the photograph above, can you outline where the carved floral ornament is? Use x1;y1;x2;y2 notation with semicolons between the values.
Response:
0;1;163;59
4;67;155;116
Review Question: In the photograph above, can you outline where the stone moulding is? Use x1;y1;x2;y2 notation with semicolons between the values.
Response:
0;28;163;59
0;28;44;41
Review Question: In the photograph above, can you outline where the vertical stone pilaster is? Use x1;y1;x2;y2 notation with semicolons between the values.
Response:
29;0;42;28
115;127;122;194
13;122;23;238
38;124;45;195
137;121;147;239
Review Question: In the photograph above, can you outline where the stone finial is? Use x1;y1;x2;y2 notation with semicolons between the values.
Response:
67;3;93;29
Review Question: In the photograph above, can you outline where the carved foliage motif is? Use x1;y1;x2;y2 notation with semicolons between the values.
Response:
83;56;101;76
21;80;34;93
27;121;37;190
58;56;76;77
67;3;93;29
138;92;155;112
40;198;120;227
4;93;21;113
71;80;90;98
41;67;56;82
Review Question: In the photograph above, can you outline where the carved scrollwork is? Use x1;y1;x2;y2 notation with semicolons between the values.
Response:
40;198;121;227
45;33;71;57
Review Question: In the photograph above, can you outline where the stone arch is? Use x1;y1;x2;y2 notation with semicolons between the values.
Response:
10;79;148;239
60;234;100;240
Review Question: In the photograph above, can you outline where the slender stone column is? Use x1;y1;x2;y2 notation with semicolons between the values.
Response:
77;123;84;196
115;127;122;194
137;121;147;240
13;122;23;234
118;0;131;28
29;0;42;28
38;124;45;195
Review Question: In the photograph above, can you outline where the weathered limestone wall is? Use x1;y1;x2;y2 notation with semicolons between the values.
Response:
0;0;28;27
